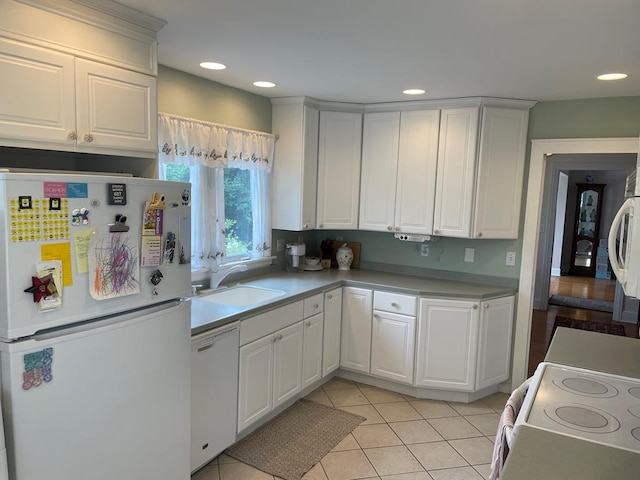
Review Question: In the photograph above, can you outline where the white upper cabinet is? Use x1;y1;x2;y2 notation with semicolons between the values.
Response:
359;111;400;232
0;36;76;146
75;59;156;155
359;109;440;235
473;107;529;238
395;110;440;235
271;100;319;231
0;0;162;159
317;110;362;230
433;105;530;239
433;107;479;238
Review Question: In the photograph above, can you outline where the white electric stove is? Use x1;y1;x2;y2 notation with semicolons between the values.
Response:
515;362;640;453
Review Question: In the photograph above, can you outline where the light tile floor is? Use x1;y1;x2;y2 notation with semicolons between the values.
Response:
191;377;508;480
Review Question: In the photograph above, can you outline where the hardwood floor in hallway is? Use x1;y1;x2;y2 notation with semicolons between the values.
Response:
549;274;616;302
528;275;636;377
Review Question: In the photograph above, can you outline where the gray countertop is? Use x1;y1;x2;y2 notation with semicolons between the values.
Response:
191;269;516;335
545;326;640;378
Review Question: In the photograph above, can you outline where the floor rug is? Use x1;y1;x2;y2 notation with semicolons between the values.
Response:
548;294;614;313
550;316;626;347
225;399;365;480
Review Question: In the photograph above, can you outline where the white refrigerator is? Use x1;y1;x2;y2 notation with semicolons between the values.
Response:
0;170;192;480
608;139;640;300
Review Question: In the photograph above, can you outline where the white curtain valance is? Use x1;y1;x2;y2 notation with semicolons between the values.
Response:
158;113;275;172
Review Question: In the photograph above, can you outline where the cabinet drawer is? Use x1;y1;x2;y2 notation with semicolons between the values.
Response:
240;301;303;346
374;291;417;316
303;293;324;318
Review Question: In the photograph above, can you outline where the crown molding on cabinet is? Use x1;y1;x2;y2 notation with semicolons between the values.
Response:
271;96;537;112
15;0;166;37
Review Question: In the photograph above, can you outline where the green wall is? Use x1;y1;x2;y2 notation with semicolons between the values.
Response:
528;97;640;139
156;67;640;283
157;65;272;132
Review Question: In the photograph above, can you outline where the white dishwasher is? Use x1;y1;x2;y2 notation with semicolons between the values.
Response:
191;321;239;473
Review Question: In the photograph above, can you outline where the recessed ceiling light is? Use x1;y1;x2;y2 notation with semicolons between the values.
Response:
200;62;226;70
403;89;426;95
597;73;628;81
253;81;276;88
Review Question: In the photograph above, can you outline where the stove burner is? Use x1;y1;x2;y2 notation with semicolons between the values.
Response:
630;387;640;400
632;427;640;442
553;376;618;398
544;403;620;434
628;405;640;420
556;406;608;428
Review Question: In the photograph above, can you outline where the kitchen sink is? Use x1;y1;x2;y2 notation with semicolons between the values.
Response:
200;285;285;307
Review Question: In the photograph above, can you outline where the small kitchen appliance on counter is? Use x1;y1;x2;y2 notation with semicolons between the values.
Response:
285;242;306;273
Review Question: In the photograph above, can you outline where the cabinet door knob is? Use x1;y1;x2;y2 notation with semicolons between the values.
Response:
434;229;440;234
477;232;483;238
84;133;94;143
387;226;393;231
313;303;319;309
305;321;311;327
395;227;400;232
327;294;333;300
391;302;398;307
277;334;283;340
271;336;277;343
319;224;324;228
473;304;478;309
373;313;380;319
303;224;308;229
484;303;490;309
68;130;78;141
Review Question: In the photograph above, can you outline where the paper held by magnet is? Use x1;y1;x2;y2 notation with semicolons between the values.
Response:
36;260;63;311
142;202;163;236
89;230;140;300
73;229;93;274
40;242;73;286
141;235;162;267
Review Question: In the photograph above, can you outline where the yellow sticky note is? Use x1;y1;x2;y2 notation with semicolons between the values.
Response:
41;242;73;286
73;229;93;274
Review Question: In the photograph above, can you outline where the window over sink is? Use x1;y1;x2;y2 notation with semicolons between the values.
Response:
158;113;275;278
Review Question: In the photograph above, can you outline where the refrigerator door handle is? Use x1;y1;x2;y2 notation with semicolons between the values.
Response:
31;299;187;342
608;198;634;288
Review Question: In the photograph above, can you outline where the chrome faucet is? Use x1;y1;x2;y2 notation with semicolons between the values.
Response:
209;263;249;289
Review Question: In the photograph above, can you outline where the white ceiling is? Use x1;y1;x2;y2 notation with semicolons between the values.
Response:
118;0;640;104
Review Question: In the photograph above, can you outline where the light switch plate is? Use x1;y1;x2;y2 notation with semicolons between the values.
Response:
276;239;285;252
506;251;516;266
464;248;475;263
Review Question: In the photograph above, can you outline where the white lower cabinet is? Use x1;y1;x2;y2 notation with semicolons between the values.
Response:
238;334;273;432
272;322;304;408
238;321;303;433
476;296;515;390
371;310;415;384
416;298;480;391
416;295;515;392
302;312;324;388
322;288;343;376
340;287;373;373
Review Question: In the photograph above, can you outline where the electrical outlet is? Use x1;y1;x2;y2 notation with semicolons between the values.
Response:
420;244;430;256
506;251;516;266
464;248;475;263
276;239;285;252
336;235;344;241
